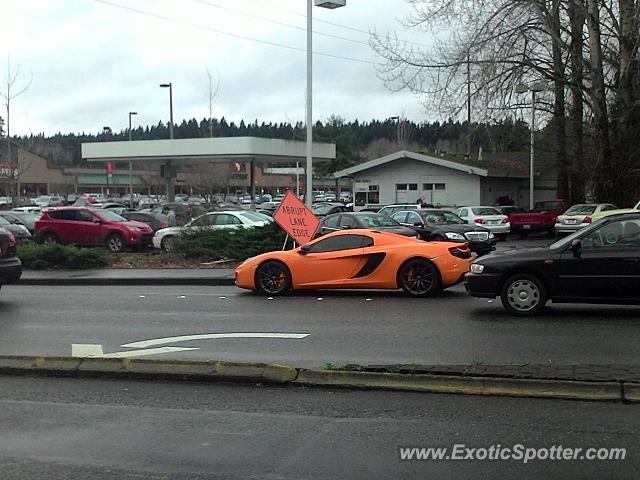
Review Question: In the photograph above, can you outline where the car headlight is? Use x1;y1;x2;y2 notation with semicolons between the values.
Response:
127;226;140;232
470;264;485;274
445;232;466;241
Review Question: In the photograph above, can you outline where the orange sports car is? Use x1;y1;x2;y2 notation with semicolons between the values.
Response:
235;229;472;297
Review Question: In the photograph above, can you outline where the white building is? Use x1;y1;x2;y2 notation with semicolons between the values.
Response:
333;150;557;210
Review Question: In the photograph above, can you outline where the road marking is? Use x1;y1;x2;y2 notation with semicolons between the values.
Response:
121;333;310;349
72;344;198;358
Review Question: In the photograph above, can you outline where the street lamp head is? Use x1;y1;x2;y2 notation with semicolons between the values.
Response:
159;83;171;88
314;0;346;8
129;111;138;116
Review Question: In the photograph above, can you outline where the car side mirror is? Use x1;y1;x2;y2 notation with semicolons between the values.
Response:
93;219;102;224
299;244;311;254
341;225;351;230
414;222;423;227
569;238;582;257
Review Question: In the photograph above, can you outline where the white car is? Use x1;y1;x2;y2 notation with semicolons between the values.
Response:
554;203;618;234
454;206;510;239
152;210;271;251
591;200;640;221
12;206;41;214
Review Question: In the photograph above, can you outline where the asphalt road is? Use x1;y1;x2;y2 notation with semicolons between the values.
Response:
1;276;640;366
0;375;636;479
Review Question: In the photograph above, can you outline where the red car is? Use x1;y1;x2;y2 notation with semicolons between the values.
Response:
500;200;569;236
35;207;154;252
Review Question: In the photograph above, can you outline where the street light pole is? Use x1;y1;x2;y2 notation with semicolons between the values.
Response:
160;83;175;202
306;0;346;208
102;126;112;197
128;111;138;209
306;0;313;207
515;82;544;210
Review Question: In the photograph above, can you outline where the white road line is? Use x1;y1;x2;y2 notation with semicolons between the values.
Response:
72;344;198;358
121;333;310;349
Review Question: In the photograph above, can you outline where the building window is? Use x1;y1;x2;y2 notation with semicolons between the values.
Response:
354;185;380;206
396;183;407;190
396;183;417;191
408;183;418;191
422;183;446;191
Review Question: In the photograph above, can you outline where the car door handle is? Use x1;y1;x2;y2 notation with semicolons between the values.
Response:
623;258;640;264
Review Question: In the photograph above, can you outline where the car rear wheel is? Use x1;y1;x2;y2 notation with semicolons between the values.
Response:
500;274;548;316
398;259;441;297
161;236;176;252
106;233;125;253
256;261;291;295
41;232;60;246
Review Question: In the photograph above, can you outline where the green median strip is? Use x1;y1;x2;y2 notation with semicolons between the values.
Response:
0;356;634;402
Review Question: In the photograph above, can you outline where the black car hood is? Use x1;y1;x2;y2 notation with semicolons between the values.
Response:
480;247;553;262
429;224;486;234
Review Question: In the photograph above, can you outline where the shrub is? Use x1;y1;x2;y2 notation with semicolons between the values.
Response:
17;243;109;269
173;222;289;261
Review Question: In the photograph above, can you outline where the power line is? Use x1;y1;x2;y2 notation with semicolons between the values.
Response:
91;0;378;65
191;0;370;47
242;0;434;50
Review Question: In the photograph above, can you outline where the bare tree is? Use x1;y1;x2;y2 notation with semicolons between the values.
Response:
1;58;33;203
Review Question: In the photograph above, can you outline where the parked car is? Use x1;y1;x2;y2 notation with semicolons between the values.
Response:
236;229;471;296
0;211;39;234
0;215;32;242
591;200;640;221
317;212;419;238
311;202;351;218
153;210;270;252
12;206;41;214
391;209;496;256
0;227;22;292
121;211;169;232
466;213;640;315
34;195;64;208
378;203;430;217
35;207;154;252
554;203;618;235
148;203;194;226
501;199;570;236
454;206;510;240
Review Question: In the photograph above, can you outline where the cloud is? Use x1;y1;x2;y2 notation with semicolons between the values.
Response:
3;0;430;136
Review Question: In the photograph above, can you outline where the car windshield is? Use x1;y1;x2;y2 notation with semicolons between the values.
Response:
239;212;267;222
356;214;400;227
472;207;501;216
95;210;126;222
564;204;597;215
312;204;339;215
421;210;466;225
549;217;609;249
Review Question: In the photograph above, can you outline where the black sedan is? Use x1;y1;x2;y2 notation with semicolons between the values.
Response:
0;215;32;242
465;213;640;315
391;209;496;256
121;211;169;232
311;202;351;218
316;212;418;238
0;227;22;293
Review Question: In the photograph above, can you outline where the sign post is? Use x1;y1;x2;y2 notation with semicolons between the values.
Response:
272;191;320;247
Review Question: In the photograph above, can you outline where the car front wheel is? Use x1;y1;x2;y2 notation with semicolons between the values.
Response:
161;236;176;252
500;273;548;316
41;232;60;246
106;233;125;253
255;261;291;295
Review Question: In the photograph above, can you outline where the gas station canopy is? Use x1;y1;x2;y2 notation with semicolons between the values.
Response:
82;136;336;165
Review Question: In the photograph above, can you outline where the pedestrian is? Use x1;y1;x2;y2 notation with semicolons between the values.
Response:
163;207;177;226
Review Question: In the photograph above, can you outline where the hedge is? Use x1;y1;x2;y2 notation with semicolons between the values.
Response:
17;243;109;270
172;222;289;261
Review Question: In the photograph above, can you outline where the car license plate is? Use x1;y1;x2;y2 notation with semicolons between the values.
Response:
566;219;577;224
523;225;531;229
489;220;499;225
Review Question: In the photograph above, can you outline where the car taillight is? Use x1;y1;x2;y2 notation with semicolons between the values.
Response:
582;216;592;223
474;218;486;224
501;217;509;223
160;223;168;229
449;246;471;259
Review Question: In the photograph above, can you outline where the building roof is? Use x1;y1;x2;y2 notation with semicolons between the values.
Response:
333;150;489;178
82;136;335;165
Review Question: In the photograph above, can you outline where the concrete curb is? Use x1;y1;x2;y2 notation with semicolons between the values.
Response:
0;355;635;402
18;277;236;286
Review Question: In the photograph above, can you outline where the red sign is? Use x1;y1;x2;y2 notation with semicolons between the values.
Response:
272;191;320;246
106;162;113;176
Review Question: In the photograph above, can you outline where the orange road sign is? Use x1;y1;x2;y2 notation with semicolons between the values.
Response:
272;191;320;245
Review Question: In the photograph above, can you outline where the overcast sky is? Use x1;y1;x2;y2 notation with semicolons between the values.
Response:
1;0;435;137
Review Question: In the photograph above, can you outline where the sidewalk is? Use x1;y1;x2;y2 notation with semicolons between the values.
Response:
19;268;236;286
